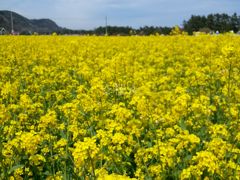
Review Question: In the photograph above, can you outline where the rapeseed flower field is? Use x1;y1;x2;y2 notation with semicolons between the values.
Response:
0;35;240;179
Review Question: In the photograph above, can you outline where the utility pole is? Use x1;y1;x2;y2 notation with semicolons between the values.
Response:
105;16;108;36
10;11;14;34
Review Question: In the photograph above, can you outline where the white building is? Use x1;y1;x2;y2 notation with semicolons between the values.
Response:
0;27;6;35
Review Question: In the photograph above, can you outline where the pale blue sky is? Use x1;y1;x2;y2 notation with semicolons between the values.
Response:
1;0;240;29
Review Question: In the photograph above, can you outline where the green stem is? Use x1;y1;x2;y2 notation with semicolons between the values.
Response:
88;149;96;179
50;139;55;175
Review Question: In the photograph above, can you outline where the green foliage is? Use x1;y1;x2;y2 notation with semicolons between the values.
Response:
183;13;240;34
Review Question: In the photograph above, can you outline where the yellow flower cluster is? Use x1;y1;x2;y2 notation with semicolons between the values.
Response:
0;35;240;179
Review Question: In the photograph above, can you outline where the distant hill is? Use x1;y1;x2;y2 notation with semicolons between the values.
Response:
0;10;61;34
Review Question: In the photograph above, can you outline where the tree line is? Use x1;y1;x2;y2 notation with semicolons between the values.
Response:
183;13;240;34
57;26;172;36
52;13;240;35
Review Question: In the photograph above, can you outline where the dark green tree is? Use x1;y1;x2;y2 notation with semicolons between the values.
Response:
183;13;240;34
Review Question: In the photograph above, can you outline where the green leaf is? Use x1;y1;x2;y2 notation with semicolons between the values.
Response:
8;164;24;175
